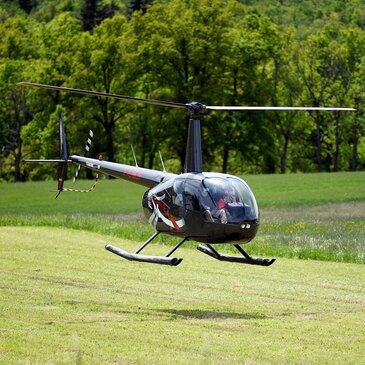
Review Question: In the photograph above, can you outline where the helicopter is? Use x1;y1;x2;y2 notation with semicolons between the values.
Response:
19;82;355;267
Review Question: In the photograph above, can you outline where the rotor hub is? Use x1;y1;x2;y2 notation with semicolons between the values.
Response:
187;102;206;116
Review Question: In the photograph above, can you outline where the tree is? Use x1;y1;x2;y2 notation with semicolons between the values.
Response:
340;27;365;171
293;27;353;172
125;0;251;171
70;15;128;163
81;0;119;31
19;0;38;14
0;60;33;181
0;15;38;181
128;0;153;17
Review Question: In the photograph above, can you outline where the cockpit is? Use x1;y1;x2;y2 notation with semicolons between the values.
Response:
183;175;259;224
144;173;259;227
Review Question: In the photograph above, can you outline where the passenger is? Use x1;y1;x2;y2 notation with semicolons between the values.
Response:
201;189;214;222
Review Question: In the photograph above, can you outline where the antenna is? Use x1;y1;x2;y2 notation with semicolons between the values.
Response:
159;151;166;172
131;145;138;167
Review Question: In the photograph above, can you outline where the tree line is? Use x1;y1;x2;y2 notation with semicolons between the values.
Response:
0;0;364;182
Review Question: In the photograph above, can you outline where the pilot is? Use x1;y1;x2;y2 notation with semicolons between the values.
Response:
218;188;236;208
202;184;236;224
215;188;236;224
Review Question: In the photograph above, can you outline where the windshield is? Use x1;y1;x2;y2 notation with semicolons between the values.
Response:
201;177;259;223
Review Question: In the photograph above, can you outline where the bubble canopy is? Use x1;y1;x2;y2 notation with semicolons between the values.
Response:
199;175;259;224
149;173;259;225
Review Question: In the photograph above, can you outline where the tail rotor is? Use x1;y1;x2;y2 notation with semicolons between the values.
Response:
56;117;98;197
55;114;68;198
61;128;99;194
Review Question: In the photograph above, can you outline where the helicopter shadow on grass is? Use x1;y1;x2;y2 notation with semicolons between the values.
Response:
155;308;269;321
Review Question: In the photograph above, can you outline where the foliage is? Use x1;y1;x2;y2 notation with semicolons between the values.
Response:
0;0;365;180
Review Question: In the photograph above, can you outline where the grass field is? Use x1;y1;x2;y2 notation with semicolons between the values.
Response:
0;172;364;363
0;227;364;364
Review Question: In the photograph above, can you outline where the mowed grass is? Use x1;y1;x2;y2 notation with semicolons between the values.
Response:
1;171;364;263
0;178;145;215
244;171;365;207
0;227;364;364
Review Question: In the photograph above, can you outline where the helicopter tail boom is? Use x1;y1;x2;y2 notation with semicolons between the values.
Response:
69;155;176;188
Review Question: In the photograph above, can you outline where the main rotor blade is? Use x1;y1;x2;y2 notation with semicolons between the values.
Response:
206;106;356;111
18;82;356;112
18;82;188;109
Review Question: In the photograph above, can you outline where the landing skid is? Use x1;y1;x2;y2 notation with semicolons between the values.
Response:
105;231;187;266
197;244;275;266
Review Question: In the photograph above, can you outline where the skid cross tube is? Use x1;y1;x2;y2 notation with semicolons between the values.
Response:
105;231;185;266
135;231;160;254
166;237;188;257
197;244;275;266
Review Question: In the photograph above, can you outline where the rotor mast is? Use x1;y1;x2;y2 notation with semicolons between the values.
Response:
184;102;205;174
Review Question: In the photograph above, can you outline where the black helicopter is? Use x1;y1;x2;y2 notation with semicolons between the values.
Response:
19;82;355;267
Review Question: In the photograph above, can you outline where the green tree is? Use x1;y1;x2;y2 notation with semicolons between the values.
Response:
125;0;251;171
0;60;33;181
70;15;128;162
340;27;365;171
0;15;38;181
293;27;353;172
18;12;82;180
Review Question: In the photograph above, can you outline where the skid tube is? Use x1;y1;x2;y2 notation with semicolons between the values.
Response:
105;231;187;266
197;244;275;267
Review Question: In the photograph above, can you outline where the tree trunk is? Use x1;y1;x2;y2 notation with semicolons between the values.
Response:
314;113;323;172
280;134;289;174
333;116;340;172
105;129;114;162
351;124;358;172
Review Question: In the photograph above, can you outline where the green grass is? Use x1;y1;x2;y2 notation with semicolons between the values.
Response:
1;171;365;214
0;179;145;215
0;173;364;363
243;171;365;207
0;227;364;364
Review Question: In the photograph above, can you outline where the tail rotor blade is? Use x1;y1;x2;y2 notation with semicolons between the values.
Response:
56;162;67;198
59;113;68;160
56;113;68;198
